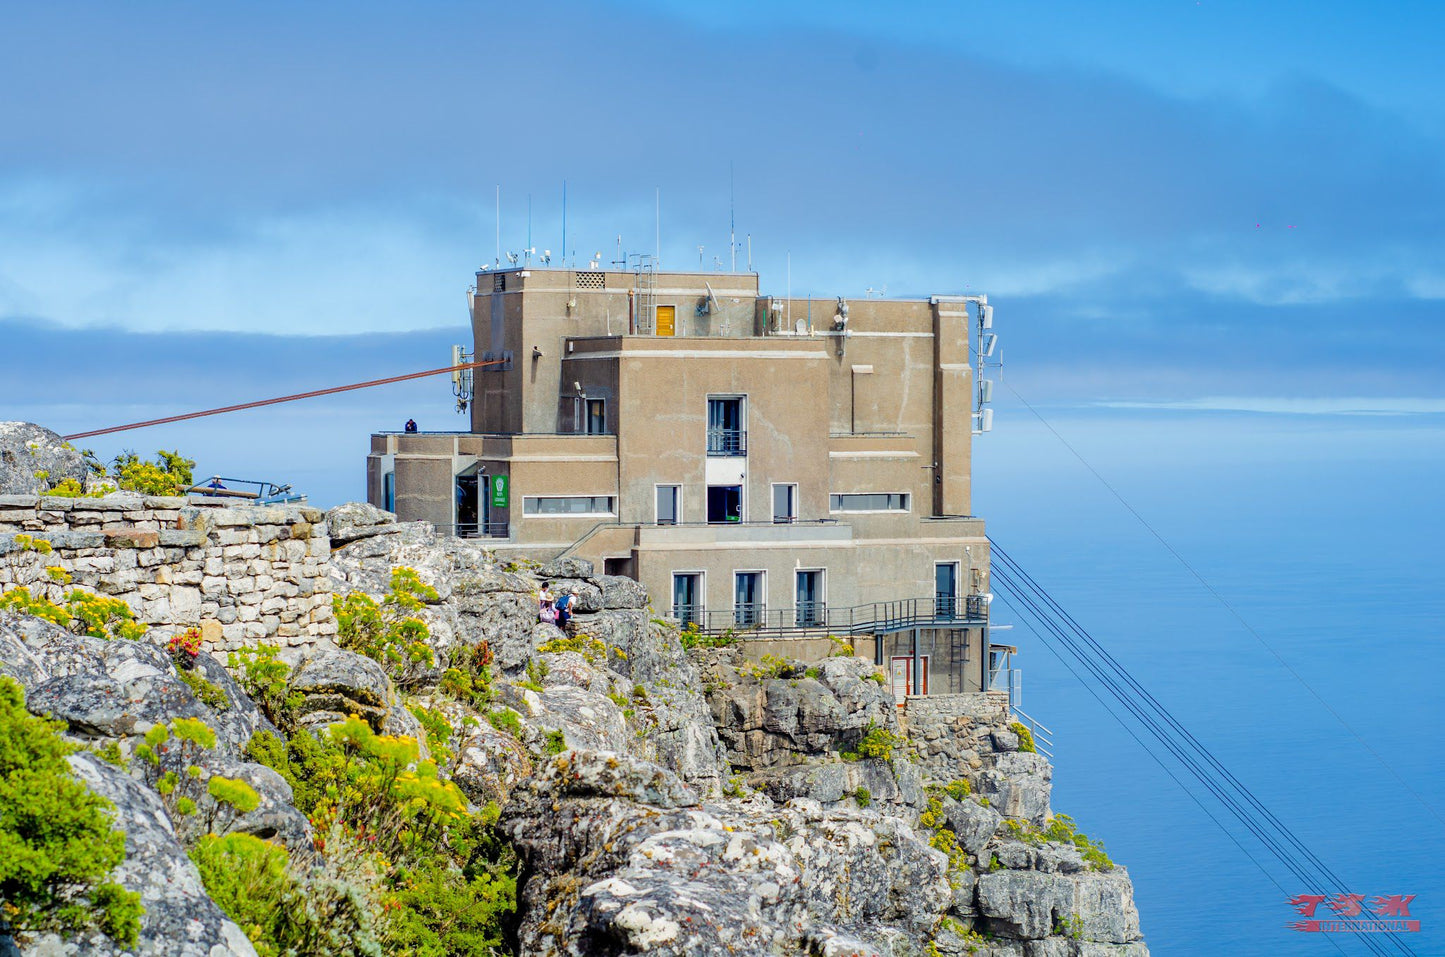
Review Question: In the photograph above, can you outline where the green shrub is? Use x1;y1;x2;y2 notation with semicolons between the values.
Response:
227;645;301;729
1002;813;1112;871
408;705;455;766
110;450;195;496
742;654;794;680
536;633;609;664
176;668;230;711
943;779;971;800
0;677;143;948
485;708;523;740
853;786;871;808
333;568;439;691
437;641;495;710
543;729;567;756
1009;721;1036;754
853;721;901;761
189;832;380;957
0;587;146;641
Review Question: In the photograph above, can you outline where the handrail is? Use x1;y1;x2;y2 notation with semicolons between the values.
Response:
554;520;623;560
680;594;988;638
1010;706;1055;759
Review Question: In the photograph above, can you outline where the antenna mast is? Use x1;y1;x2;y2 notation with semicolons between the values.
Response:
729;162;736;273
562;181;567;268
494;185;500;267
655;187;661;270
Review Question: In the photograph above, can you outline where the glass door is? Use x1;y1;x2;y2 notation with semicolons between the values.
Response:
795;569;824;626
935;562;958;620
734;571;764;627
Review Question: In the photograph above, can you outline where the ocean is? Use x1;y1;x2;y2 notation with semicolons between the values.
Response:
975;402;1445;955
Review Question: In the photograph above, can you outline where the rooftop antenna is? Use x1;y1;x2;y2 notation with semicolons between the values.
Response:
729;161;736;273
561;180;567;269
655;187;661;270
697;245;705;269
526;194;532;264
613;234;624;269
494;185;500;267
747;234;753;273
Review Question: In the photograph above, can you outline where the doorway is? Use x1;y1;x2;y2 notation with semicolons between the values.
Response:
935;562;959;620
795;569;824;626
734;571;764;627
707;485;742;523
656;304;676;336
890;655;930;698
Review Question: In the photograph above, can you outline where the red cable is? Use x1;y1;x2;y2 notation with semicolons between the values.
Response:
62;359;504;441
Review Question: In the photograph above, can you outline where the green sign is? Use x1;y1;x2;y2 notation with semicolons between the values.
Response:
489;474;509;508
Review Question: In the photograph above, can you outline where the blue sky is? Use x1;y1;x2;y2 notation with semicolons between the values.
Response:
2;0;1443;498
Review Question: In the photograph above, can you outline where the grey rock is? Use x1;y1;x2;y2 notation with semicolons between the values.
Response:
594;574;648;609
10;621;269;756
0;422;89;496
323;501;397;543
977;752;1053;825
538;556;593;579
942;796;1002;855
289;648;392;729
24;752;260;956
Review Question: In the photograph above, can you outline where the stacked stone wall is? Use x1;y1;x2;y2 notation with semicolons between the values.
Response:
0;492;336;654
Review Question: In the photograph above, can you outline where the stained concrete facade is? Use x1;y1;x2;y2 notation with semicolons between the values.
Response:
369;266;999;695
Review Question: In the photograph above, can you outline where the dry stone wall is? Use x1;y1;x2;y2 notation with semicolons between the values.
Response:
0;492;336;655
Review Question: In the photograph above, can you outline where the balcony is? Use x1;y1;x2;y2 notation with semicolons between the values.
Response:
706;428;747;457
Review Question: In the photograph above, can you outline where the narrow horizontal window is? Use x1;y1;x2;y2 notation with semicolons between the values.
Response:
523;496;615;516
828;492;910;512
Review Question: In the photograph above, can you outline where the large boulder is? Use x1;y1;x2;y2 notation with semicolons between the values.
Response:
20;752;259;956
3;613;272;756
0;422;89;495
288;648;393;731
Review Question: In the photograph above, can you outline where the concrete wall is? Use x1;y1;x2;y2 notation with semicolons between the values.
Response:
0;493;336;656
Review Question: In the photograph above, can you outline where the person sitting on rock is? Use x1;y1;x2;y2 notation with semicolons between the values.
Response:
538;584;556;624
554;586;575;629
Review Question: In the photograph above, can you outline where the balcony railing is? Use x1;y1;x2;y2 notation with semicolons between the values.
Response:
679;594;988;638
706;428;747;456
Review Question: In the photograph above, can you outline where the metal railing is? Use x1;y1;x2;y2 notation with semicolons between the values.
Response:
1010;706;1054;759
448;522;511;540
681;594;987;638
185;478;303;504
706;428;746;456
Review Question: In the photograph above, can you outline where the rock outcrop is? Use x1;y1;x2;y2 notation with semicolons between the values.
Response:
1;488;1147;956
0;422;89;496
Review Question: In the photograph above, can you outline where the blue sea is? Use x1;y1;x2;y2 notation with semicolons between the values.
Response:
975;401;1445;956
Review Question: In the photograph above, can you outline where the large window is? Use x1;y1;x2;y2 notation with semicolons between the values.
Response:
707;396;746;456
655;485;680;525
829;492;910;512
522;495;615;516
772;483;797;524
573;397;607;434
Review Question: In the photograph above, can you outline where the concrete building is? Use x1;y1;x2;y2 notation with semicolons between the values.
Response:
369;264;1011;699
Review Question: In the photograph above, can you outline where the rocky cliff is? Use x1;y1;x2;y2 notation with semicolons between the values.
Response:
0;436;1148;956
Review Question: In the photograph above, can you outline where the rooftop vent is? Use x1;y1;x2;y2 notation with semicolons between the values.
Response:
575;271;605;290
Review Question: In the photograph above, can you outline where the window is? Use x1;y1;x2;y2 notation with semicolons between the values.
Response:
734;571;765;627
382;472;395;513
673;573;702;627
655;485;680;525
795;569;825;627
707;397;746;456
522;496;615;516
772;483;797;524
829;492;910;512
585;398;606;434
